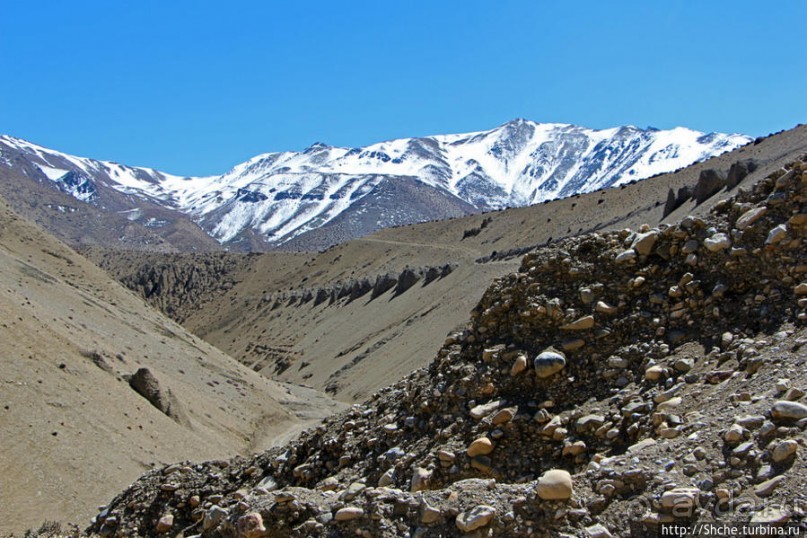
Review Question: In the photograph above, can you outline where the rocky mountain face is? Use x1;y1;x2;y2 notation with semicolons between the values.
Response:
0;142;219;252
86;249;248;323
86;154;806;536
0;121;749;252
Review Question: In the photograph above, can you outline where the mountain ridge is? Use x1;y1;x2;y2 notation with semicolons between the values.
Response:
0;120;750;251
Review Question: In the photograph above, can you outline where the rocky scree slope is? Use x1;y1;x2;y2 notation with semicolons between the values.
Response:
0;121;748;251
87;157;807;537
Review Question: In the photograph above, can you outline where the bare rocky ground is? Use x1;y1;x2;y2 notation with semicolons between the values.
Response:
68;154;807;537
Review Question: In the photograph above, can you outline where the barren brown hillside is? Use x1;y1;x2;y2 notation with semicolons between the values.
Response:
0;198;343;535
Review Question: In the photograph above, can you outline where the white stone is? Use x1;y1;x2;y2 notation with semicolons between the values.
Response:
704;233;731;252
534;350;566;378
334;506;364;521
536;469;573;500
660;488;699;509
585;523;613;538
455;505;495;532
771;400;807;421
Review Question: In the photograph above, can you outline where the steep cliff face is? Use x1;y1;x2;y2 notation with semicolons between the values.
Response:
87;250;248;322
87;157;806;536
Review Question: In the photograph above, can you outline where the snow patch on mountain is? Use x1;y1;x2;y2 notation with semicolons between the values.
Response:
37;165;69;181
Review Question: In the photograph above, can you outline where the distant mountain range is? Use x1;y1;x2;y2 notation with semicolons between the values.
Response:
0;120;750;251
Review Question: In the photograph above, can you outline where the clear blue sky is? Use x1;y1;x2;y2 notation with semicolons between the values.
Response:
1;1;804;176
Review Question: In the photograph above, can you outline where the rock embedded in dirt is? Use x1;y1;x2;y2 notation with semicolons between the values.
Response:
467;437;494;457
615;249;637;264
510;353;528;376
766;224;788;245
334;506;364;521
536;469;573;500
736;206;767;230
660;488;699;510
560;315;595;331
724;424;748;443
631;230;658;256
754;476;786;497
411;467;432;492
491;407;516;425
470;399;502;420
594;300;617;315
455;505;496;533
534;350;566;378
771;440;798;462
237;512;267;538
645;364;667;381
770;400;807;421
704;232;731;252
203;505;228;531
750;508;792;525
155;513;173;534
585;523;614;538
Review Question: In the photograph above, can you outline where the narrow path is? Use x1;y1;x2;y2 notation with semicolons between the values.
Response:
356;236;479;256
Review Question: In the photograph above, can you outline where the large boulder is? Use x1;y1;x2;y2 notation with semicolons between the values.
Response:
129;367;189;426
726;159;758;189
693;168;728;205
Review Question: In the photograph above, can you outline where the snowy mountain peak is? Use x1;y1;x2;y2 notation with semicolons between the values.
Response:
0;121;751;250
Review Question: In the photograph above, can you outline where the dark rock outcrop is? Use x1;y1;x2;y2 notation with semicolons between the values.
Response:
726;158;758;189
129;367;189;426
662;185;693;218
392;268;420;297
692;168;727;204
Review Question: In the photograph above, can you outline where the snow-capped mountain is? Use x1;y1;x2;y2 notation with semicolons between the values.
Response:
0;120;750;250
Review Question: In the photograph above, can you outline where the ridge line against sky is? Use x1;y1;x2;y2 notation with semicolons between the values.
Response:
1;0;805;176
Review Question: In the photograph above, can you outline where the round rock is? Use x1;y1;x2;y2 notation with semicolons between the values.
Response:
771;440;798;463
467;437;494;457
455;505;496;533
155;514;174;534
534;351;566;379
536;469;573;500
237;512;267;538
771;400;807;421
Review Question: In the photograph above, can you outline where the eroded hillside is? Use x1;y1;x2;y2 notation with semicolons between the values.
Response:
87;155;806;536
0;198;343;535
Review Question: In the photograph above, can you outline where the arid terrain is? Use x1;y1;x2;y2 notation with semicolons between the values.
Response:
89;125;807;403
0;125;804;537
0;197;343;535
84;143;807;537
